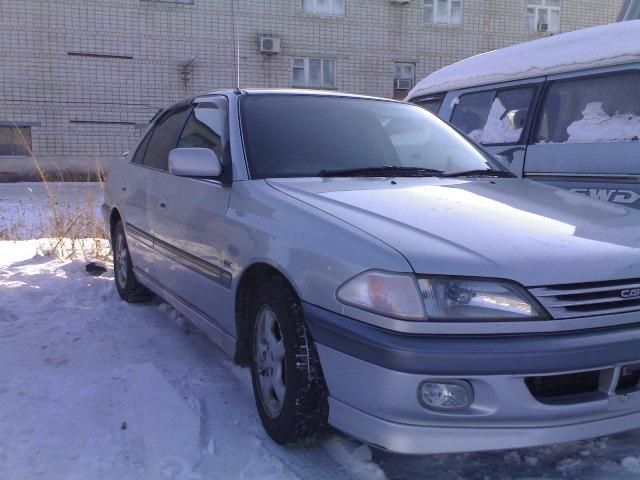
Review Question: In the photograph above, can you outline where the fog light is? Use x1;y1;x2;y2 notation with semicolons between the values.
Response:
419;380;473;411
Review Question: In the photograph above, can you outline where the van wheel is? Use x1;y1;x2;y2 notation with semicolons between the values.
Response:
249;275;329;444
112;220;153;303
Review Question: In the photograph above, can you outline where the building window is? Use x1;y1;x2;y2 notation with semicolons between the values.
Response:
292;58;336;88
526;0;560;33
425;0;461;25
301;0;345;15
0;126;32;156
393;63;415;100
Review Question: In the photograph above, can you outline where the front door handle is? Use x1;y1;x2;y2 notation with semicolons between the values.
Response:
157;201;167;209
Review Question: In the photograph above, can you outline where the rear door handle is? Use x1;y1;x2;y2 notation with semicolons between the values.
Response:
157;201;167;209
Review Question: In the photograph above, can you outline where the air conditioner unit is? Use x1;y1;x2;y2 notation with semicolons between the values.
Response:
537;23;549;32
259;36;281;55
390;0;411;4
394;79;413;90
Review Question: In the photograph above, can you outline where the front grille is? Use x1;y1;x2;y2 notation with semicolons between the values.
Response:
530;278;640;319
618;364;640;393
526;363;640;403
526;371;600;399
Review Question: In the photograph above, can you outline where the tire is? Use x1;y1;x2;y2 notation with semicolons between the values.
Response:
249;275;329;445
112;220;153;303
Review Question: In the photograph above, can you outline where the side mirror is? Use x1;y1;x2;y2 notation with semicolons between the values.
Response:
168;148;222;178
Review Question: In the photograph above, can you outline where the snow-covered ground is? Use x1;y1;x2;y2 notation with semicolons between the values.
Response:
4;183;640;479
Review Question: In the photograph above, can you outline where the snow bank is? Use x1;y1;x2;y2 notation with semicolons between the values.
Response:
408;20;640;98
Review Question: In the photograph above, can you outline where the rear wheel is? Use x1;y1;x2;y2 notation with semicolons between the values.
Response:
249;276;329;444
112;220;153;303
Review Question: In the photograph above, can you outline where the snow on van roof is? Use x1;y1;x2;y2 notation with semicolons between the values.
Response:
407;20;640;99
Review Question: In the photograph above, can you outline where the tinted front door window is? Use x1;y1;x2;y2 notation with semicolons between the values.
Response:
178;102;228;160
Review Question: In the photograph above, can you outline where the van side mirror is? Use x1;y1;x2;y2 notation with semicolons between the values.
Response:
168;148;222;178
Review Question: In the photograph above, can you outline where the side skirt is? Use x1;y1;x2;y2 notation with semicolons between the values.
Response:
134;267;237;358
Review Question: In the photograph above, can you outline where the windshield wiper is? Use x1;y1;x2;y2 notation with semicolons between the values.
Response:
442;169;516;178
318;165;444;177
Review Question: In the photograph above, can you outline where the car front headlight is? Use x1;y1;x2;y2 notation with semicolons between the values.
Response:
337;271;547;321
336;270;425;320
417;277;547;320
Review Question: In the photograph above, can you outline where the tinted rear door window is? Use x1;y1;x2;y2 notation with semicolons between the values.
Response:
131;130;153;164
143;106;191;171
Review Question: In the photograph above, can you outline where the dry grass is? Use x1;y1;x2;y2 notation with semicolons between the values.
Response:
1;126;111;262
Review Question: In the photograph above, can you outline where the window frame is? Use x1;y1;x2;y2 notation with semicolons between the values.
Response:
526;0;561;34
0;125;32;157
292;58;337;89
301;0;345;16
424;0;462;26
451;84;539;147
532;69;640;146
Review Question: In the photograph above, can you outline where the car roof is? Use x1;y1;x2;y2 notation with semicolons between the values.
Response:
192;88;400;103
407;20;640;99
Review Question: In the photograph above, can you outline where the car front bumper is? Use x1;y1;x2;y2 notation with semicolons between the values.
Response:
303;303;640;454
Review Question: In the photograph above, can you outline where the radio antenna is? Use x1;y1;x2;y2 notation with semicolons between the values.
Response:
234;41;241;93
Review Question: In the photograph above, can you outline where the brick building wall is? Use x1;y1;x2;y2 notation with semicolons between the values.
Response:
0;0;622;178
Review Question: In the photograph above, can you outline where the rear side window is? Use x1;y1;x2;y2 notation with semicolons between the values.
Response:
131;130;152;164
451;87;535;145
178;101;228;160
412;95;445;115
143;106;191;171
536;71;640;144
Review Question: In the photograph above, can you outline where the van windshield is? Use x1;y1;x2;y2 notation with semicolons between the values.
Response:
240;95;503;179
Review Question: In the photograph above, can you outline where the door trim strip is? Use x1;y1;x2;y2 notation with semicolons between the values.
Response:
125;222;232;289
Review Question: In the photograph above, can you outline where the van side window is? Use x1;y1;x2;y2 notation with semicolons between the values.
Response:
143;106;191;171
451;87;534;145
178;101;229;161
536;71;640;144
413;95;445;115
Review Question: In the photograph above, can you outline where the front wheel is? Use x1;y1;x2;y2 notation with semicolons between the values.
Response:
112;220;153;303
249;276;329;444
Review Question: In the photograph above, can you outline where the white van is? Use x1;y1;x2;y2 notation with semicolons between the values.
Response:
406;20;640;208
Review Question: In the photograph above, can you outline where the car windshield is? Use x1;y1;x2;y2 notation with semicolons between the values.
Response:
240;94;502;179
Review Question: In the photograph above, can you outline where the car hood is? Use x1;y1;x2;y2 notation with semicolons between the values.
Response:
266;177;640;286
